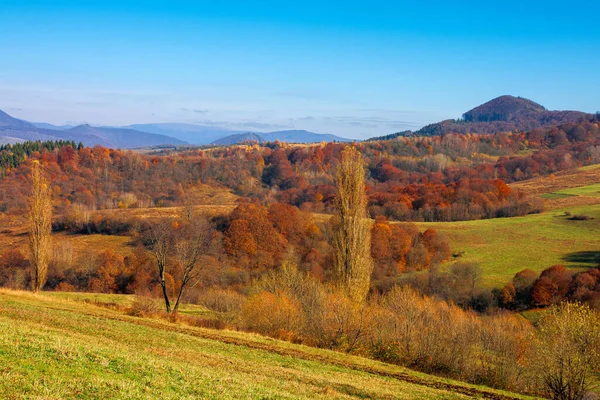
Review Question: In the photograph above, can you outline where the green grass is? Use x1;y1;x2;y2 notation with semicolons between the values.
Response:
49;291;135;305
576;164;600;171
540;183;600;199
539;192;576;200
0;290;534;399
48;291;219;319
551;183;600;198
414;204;600;288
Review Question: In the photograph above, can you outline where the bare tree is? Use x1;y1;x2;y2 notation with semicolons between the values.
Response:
331;146;373;303
143;217;214;313
172;218;214;313
28;160;52;293
144;219;173;312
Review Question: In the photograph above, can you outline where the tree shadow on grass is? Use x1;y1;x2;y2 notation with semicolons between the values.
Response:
561;251;600;267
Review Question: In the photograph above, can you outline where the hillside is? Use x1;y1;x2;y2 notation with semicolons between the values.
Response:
0;290;532;399
413;202;600;287
211;132;265;145
372;95;592;139
462;96;546;122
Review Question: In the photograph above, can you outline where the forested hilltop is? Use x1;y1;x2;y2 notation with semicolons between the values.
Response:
370;95;597;140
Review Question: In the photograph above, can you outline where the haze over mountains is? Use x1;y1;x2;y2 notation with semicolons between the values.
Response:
210;130;352;146
127;124;352;145
1;95;595;148
0;110;186;148
211;132;266;146
0;110;352;148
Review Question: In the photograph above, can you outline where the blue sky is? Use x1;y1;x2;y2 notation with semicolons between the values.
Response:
1;0;599;138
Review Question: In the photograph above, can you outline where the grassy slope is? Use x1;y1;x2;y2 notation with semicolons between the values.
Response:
0;290;533;400
415;204;600;288
549;183;600;197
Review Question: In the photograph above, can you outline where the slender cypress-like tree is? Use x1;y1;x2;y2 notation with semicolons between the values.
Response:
331;146;373;303
28;160;52;293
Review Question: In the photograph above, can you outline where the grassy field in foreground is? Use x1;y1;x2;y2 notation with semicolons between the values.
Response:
415;204;600;288
0;290;534;400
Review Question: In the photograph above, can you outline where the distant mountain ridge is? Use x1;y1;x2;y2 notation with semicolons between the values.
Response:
261;130;351;143
211;132;265;146
208;130;353;146
126;123;241;145
369;95;593;140
32;122;75;130
65;124;186;148
0;110;186;148
0;110;36;130
127;124;352;145
0;109;354;147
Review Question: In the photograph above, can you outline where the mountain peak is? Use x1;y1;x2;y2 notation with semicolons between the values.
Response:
69;124;94;131
369;95;591;140
462;95;546;123
0;109;36;130
211;132;265;146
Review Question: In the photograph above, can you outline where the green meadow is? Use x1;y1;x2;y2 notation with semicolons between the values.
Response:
547;183;600;198
416;204;600;287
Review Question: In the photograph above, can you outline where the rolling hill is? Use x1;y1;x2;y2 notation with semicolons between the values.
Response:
211;132;265;145
0;290;532;399
370;95;592;140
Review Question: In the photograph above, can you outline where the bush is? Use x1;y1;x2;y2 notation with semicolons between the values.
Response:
197;288;245;315
316;291;372;352
240;291;304;340
532;302;600;400
128;295;161;317
0;249;29;289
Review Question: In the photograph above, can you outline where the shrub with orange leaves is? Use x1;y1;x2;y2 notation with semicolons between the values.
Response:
240;291;304;340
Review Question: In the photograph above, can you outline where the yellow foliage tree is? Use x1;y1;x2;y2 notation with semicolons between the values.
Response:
331;146;373;303
28;160;52;293
533;302;600;400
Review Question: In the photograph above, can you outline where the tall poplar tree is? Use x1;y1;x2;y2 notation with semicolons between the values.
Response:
331;146;373;303
28;160;52;293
